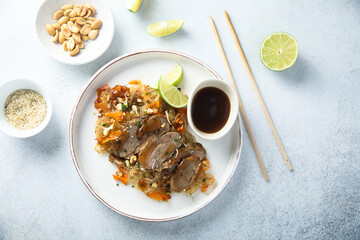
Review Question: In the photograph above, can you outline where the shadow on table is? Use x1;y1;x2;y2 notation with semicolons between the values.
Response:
16;119;63;162
273;55;314;87
136;0;158;21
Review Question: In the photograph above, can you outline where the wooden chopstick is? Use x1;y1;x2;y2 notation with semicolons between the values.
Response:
224;11;293;171
209;17;269;181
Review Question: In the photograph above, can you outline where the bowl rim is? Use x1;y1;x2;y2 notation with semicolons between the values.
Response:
34;0;115;65
68;48;243;222
186;79;239;140
0;78;53;138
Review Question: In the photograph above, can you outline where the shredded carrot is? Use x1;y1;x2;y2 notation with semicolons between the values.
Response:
113;174;128;185
174;116;186;134
201;174;215;193
176;108;187;115
202;159;210;171
105;112;123;122
96;130;122;144
148;100;160;109
146;191;171;202
113;167;128;185
128;80;142;85
201;186;209;193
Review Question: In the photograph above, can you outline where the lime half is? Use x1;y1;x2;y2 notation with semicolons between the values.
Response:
125;0;142;13
163;64;183;86
148;20;184;37
260;32;298;71
158;76;188;108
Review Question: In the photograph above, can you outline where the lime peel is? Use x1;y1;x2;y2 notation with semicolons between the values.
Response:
148;20;184;37
125;0;142;13
158;76;188;108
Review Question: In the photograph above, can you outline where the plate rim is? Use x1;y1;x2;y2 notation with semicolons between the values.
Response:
69;48;243;222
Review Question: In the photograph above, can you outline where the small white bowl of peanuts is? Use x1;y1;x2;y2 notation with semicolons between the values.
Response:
0;78;53;138
35;0;114;65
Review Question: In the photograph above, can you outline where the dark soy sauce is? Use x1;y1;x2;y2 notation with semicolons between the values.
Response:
191;87;230;133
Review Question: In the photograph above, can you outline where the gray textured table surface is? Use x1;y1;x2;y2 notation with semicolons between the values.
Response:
0;0;359;239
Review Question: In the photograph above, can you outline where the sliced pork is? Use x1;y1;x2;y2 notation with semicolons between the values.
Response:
170;156;201;192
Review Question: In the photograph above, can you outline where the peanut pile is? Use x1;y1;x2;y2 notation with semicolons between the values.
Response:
45;3;102;56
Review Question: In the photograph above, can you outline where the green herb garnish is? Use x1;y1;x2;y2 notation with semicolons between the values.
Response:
103;124;109;127
121;104;127;112
174;139;179;142
136;121;140;127
123;149;127;153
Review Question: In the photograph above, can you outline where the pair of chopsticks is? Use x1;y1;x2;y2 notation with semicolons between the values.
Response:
209;11;293;181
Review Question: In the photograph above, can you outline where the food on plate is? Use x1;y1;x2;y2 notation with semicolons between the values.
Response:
94;80;214;201
260;32;298;71
4;89;47;130
125;0;143;13
148;20;184;37
45;3;102;57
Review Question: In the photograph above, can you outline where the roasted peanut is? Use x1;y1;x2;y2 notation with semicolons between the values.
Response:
63;9;72;16
81;35;89;41
51;30;59;42
57;16;69;25
68;10;77;18
68;21;79;33
75;22;82;31
85;3;96;14
77;40;84;49
88;29;99;40
91;19;102;30
84;9;92;18
69;44;79;56
67;38;75;51
53;10;64;20
62;40;68;51
75;6;82;16
61;24;71;37
80;24;91;35
61;4;73;11
79;6;88;17
76;17;86;25
72;32;81;42
52;22;61;30
58;32;65;44
45;24;56;36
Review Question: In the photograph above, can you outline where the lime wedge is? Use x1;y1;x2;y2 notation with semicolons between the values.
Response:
260;32;298;71
163;64;183;87
148;20;184;37
158;76;188;108
125;0;142;13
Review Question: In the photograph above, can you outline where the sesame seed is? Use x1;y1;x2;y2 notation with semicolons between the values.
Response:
4;89;47;130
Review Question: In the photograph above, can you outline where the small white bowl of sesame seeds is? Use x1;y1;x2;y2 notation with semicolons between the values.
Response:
0;78;52;138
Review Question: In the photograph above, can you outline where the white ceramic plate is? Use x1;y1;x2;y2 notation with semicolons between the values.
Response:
35;0;114;65
69;49;243;221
